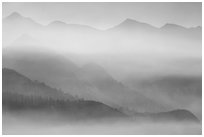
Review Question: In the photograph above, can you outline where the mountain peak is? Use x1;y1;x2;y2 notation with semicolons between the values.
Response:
48;20;67;27
4;12;42;27
7;12;22;19
191;26;202;30
121;18;145;26
161;23;186;29
123;18;137;23
112;18;157;31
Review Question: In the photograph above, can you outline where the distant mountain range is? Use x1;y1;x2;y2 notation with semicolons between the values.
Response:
109;18;201;40
3;12;201;47
4;12;201;32
3;12;42;28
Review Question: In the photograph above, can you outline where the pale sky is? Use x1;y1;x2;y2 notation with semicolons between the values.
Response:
3;2;202;29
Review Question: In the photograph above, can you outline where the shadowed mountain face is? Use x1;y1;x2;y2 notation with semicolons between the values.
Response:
3;92;126;120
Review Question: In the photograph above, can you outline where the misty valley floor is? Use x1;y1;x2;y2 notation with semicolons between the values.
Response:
3;117;201;135
3;113;202;135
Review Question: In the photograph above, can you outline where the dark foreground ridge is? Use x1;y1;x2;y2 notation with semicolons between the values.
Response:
2;68;126;120
2;68;200;123
133;109;200;123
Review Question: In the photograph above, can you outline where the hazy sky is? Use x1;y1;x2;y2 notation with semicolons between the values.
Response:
3;2;202;29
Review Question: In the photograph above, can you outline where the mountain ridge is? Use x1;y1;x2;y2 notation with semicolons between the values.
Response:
2;67;199;123
4;12;202;32
3;68;75;101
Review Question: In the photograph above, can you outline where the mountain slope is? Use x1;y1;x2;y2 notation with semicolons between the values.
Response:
160;23;202;40
109;18;158;33
3;68;75;100
2;68;126;120
2;68;199;123
2;51;115;102
123;75;202;120
78;63;171;113
124;75;202;97
3;91;126;120
133;109;199;123
3;51;171;113
3;12;43;46
3;12;201;56
109;18;201;41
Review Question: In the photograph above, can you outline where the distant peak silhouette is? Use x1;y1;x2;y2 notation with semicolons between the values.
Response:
7;12;22;19
161;23;187;30
48;20;68;26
